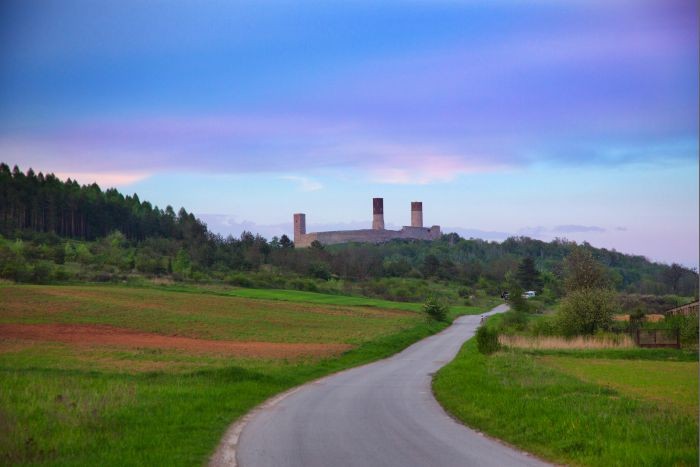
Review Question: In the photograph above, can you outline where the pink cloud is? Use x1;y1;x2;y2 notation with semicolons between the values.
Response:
53;171;151;187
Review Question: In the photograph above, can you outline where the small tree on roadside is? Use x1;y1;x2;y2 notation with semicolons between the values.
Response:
423;296;448;321
557;288;617;336
507;283;530;314
555;247;619;336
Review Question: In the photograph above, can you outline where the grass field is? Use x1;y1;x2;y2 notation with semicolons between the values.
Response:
0;283;488;465
433;319;699;466
0;285;422;344
538;356;698;417
226;286;483;315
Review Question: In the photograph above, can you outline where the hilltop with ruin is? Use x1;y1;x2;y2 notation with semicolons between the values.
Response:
293;198;441;247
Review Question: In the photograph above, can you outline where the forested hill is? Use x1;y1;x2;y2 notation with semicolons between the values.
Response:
1;164;697;297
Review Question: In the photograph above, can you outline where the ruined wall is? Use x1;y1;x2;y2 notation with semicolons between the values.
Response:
294;198;440;247
295;225;441;248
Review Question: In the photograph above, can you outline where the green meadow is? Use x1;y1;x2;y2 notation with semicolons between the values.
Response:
433;317;699;466
0;283;487;465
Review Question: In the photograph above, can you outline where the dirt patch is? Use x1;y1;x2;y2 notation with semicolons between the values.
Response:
0;324;353;359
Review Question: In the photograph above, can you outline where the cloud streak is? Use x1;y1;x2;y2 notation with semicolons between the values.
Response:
1;1;696;185
279;175;323;192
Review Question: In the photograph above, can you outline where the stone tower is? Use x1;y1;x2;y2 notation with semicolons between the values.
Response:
293;213;306;244
372;198;384;230
411;202;423;228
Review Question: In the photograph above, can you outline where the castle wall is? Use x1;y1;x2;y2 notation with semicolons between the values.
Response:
295;225;441;248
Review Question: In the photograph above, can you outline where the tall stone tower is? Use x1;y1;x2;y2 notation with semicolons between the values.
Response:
293;213;306;244
411;202;423;228
372;198;384;230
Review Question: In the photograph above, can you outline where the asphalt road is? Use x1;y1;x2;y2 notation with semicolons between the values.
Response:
223;304;547;467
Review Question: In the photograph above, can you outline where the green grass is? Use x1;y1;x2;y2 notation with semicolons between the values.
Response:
433;339;699;466
226;286;485;316
538;356;698;416
0;283;492;465
518;347;699;362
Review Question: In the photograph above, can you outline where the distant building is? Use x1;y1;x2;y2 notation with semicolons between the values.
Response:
294;198;441;247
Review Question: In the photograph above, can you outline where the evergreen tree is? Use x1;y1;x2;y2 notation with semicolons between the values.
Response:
515;257;543;291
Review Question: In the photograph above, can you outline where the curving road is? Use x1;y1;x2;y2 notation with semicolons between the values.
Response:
213;304;547;467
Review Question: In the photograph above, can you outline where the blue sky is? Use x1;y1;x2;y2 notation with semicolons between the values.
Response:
1;0;697;266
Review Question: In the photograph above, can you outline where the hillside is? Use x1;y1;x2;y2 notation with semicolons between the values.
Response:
1;164;697;299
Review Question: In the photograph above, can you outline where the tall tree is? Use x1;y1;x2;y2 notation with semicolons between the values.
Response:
515;257;543;291
279;234;293;248
663;263;685;294
563;248;609;293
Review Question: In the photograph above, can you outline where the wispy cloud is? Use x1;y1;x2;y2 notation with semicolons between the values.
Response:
279;175;323;192
552;225;606;234
518;225;606;236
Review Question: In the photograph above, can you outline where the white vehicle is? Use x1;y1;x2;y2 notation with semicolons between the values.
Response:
523;290;536;299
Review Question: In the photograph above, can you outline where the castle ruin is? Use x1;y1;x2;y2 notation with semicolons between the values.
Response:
293;198;441;247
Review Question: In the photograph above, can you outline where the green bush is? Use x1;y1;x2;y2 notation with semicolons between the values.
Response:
423;296;448;321
557;288;618;336
508;286;531;314
290;278;319;292
527;314;557;336
476;326;500;354
308;263;331;281
53;266;70;282
500;310;528;331
226;273;254;288
31;261;55;283
660;314;699;349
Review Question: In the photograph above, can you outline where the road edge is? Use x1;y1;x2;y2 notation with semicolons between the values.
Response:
208;303;502;467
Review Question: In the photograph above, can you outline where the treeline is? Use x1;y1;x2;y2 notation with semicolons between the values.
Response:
1;164;697;299
0;164;208;241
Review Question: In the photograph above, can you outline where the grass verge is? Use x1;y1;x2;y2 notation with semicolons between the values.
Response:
433;329;698;465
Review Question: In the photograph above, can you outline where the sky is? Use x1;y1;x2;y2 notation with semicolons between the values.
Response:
0;0;697;266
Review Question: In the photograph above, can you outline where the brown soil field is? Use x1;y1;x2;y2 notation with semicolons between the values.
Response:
0;323;353;359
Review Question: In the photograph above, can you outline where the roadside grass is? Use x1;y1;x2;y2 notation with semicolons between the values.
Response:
0;283;489;465
517;347;699;362
433;337;699;466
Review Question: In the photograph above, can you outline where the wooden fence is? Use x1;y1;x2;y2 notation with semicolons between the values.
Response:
634;329;680;349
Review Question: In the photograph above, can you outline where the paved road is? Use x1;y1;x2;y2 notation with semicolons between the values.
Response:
226;304;547;467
